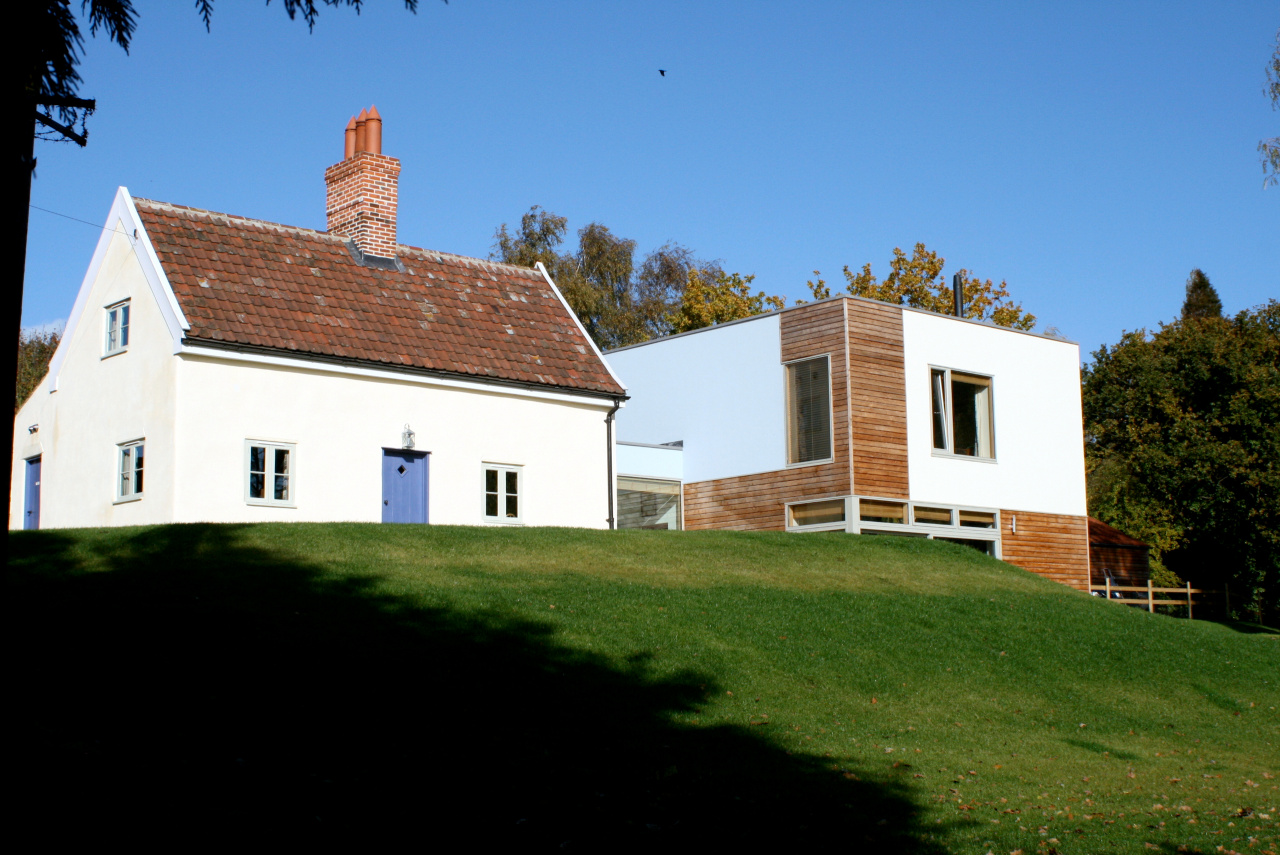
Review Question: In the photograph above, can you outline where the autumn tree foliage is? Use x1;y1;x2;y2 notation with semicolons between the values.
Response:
807;243;1037;330
493;206;783;348
16;327;61;413
1082;300;1280;622
1180;268;1223;321
1260;27;1280;188
668;270;786;334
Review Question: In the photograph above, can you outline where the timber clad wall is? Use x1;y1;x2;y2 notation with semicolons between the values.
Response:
1000;510;1090;590
845;300;909;499
684;300;853;530
1089;545;1150;587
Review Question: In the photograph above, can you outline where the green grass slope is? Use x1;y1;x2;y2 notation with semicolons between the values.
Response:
8;524;1278;852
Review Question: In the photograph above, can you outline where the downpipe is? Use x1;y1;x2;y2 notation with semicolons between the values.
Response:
605;398;621;529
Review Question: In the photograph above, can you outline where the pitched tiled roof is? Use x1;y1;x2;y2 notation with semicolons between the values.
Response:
1087;517;1149;549
134;198;625;397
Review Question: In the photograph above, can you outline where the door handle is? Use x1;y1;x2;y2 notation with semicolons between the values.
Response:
384;500;389;505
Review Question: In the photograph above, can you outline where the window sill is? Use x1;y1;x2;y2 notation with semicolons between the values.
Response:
930;450;998;464
245;500;297;509
483;518;525;526
113;494;142;505
784;457;835;470
101;349;129;361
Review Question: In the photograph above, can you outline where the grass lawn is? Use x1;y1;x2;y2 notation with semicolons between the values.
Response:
8;523;1278;852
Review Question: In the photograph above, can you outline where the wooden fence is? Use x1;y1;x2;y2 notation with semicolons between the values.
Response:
1088;580;1227;620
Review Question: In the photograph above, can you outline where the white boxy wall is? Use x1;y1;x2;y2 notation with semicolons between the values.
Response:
606;314;784;483
900;310;1087;517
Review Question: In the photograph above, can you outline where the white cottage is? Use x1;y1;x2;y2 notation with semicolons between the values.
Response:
11;109;627;530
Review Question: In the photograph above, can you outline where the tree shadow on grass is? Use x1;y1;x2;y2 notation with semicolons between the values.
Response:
8;525;954;851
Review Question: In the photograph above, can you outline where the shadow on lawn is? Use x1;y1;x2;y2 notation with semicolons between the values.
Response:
8;526;953;851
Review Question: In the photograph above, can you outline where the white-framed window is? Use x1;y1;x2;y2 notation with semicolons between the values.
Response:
931;366;995;459
117;439;144;502
785;354;833;465
246;440;296;507
483;463;522;523
105;300;131;356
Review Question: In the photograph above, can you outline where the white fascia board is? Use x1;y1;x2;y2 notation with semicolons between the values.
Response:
534;261;628;396
175;343;620;409
47;187;189;390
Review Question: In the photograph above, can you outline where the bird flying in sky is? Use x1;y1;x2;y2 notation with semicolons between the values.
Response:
659;69;666;76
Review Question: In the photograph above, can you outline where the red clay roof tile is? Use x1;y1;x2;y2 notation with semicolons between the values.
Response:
134;198;624;397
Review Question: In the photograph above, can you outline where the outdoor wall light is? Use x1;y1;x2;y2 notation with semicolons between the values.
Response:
402;423;416;449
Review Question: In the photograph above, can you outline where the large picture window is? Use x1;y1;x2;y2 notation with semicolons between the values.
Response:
618;476;682;530
786;355;832;464
931;367;995;459
246;440;295;506
117;439;144;501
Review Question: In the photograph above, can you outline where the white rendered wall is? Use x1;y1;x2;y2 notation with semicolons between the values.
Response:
616;442;683;480
170;354;614;528
900;311;1087;516
10;228;180;528
606;315;784;483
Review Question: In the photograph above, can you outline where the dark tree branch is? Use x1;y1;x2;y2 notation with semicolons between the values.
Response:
35;111;88;146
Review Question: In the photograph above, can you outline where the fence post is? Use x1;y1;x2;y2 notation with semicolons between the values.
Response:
1187;580;1193;620
1106;577;1112;601
1147;579;1154;613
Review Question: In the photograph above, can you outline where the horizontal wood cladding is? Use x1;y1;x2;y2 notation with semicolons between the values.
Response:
778;300;852;500
1000;510;1090;590
1089;545;1151;587
683;468;843;531
845;299;909;499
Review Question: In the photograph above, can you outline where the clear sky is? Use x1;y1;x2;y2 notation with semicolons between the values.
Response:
24;1;1279;360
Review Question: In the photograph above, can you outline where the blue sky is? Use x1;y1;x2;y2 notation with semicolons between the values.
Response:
24;1;1279;359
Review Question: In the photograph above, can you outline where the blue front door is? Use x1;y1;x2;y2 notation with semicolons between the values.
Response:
24;456;41;530
382;449;428;523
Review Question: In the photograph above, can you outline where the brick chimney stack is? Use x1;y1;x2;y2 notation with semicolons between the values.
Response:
325;105;400;260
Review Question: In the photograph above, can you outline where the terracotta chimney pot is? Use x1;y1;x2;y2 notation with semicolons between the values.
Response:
354;108;369;153
366;105;382;155
343;117;357;159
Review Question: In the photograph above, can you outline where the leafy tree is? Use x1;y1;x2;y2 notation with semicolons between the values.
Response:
16;327;62;413
1180;268;1223;320
1083;300;1280;623
668;270;786;334
493;207;749;349
1260;27;1280;188
809;243;1037;330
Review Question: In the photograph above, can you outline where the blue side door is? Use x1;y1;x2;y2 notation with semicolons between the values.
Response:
24;456;41;530
382;449;428;524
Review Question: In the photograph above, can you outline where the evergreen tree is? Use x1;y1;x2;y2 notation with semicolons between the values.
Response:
1180;268;1223;320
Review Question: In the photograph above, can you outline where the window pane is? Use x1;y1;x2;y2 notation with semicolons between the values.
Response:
250;446;265;473
274;448;290;475
914;506;952;525
505;470;518;496
859;499;906;524
930;369;948;450
787;358;831;464
485;493;498;517
959;510;996;528
120;447;132;496
618;477;682;530
120;304;130;347
134;445;144;494
274;475;289;501
106;309;118;352
505;494;519;518
788;499;845;527
250;473;265;499
950;373;993;458
485;469;498;493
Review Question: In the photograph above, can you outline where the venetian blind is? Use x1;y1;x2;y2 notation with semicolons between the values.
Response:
787;357;831;464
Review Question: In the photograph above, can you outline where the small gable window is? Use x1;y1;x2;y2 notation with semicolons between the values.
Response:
117;439;144;502
105;300;130;356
